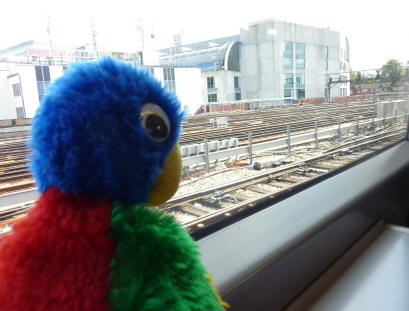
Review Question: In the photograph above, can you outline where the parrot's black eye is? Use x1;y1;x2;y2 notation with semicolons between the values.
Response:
141;103;171;142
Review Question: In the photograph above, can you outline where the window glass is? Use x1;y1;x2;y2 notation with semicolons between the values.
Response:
163;68;176;91
207;77;215;89
297;89;305;98
207;93;217;102
296;73;305;86
283;57;293;69
324;46;328;58
37;82;46;95
234;76;240;88
296;58;305;69
42;67;51;81
285;73;293;85
16;107;25;119
296;43;305;57
12;83;21;97
35;66;43;81
0;5;407;239
284;41;293;57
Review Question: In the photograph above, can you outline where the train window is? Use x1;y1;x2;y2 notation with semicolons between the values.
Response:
0;1;408;241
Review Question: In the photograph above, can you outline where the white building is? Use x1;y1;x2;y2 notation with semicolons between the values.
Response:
159;36;241;105
0;41;202;120
159;19;351;105
0;62;64;119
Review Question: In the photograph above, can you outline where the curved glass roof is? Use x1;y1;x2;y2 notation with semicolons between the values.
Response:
159;41;240;72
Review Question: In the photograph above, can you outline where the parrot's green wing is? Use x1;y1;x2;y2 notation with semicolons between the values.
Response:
109;203;226;311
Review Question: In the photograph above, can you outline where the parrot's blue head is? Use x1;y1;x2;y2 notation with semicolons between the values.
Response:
29;57;184;206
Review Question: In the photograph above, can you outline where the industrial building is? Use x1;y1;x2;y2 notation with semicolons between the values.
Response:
159;19;351;104
159;36;242;105
0;41;201;120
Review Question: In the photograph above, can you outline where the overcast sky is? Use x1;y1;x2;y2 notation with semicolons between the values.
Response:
1;0;407;70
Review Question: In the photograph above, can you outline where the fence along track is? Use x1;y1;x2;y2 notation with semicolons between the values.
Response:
0;129;405;237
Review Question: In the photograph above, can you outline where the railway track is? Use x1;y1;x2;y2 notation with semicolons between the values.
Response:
0;101;384;195
0;98;407;236
180;101;378;144
164;128;406;233
1;126;404;238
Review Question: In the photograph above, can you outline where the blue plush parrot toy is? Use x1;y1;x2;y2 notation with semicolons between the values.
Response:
0;57;226;311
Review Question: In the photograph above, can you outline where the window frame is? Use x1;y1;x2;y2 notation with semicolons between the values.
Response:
207;77;215;89
198;140;409;310
324;46;329;71
208;93;217;102
324;46;329;58
12;83;21;97
35;66;51;99
163;67;176;92
2;131;408;310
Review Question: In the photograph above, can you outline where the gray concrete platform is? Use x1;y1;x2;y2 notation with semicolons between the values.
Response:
0;125;30;133
0;189;38;208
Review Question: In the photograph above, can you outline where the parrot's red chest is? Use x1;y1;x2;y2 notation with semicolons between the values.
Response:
0;187;115;311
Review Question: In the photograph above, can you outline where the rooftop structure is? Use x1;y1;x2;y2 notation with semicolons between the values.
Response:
159;35;240;72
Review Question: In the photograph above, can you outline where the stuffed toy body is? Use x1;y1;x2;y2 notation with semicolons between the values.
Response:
0;58;225;311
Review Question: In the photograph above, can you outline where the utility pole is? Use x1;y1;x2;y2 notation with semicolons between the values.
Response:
90;17;98;51
136;18;144;65
46;16;53;53
327;77;332;103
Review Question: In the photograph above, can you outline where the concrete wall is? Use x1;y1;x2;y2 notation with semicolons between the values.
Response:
151;67;202;115
50;66;64;80
18;65;40;118
201;70;241;104
0;64;66;120
376;100;409;119
240;20;349;101
174;68;202;115
153;67;164;82
0;71;16;119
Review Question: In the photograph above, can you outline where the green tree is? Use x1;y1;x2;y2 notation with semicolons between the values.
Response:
405;61;409;82
350;70;358;83
380;59;403;84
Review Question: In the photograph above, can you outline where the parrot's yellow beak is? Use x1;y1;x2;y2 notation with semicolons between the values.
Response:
149;145;182;206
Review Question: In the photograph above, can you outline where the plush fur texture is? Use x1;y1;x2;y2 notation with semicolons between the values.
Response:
109;203;224;311
2;58;224;311
29;57;184;205
0;187;115;311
